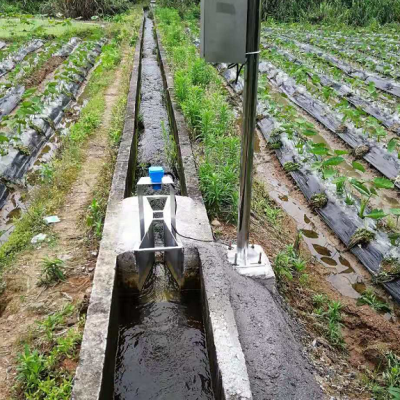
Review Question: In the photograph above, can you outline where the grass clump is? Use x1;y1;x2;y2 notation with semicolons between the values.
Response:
86;199;105;240
312;294;345;349
15;304;82;399
156;7;240;223
252;181;282;226
273;245;306;280
357;288;391;313
38;257;66;287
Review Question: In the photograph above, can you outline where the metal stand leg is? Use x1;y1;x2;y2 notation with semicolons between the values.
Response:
227;0;273;279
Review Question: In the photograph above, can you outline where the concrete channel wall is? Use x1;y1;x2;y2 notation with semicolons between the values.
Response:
72;12;253;400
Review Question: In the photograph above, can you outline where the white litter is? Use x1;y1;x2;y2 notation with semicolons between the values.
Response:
31;233;47;244
44;216;60;224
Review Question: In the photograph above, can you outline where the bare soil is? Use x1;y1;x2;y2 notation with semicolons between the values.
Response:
0;53;128;399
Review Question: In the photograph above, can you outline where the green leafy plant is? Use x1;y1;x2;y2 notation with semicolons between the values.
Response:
348;227;375;249
283;161;300;172
38;257;66;287
310;192;328;209
357;288;391;313
36;304;74;341
273;245;305;281
86;198;104;239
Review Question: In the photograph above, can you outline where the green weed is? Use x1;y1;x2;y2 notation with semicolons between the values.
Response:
273;245;306;280
357;288;391;313
16;304;80;399
86;199;104;239
36;304;74;341
312;294;345;349
38;257;66;287
371;352;400;399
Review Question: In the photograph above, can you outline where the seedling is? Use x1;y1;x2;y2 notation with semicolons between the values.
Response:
348;227;375;249
310;192;328;209
283;161;300;172
38;257;66;286
87;198;104;239
357;288;391;313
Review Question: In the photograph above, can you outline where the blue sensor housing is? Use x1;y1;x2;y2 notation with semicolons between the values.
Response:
149;166;164;190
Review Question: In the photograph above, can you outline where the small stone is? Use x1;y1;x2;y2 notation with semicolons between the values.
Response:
31;233;47;244
88;267;95;273
91;251;97;257
211;219;221;227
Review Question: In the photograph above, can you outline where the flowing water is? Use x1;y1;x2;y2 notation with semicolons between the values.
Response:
114;264;214;400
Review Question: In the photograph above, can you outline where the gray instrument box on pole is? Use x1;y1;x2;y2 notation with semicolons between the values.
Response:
200;0;247;64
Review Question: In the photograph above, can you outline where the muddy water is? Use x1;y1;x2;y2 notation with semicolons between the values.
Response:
114;265;214;400
270;176;366;299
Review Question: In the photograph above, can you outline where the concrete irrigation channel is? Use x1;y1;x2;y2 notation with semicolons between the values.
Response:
72;11;323;400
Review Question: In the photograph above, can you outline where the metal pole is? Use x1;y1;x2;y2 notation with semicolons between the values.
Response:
236;0;262;265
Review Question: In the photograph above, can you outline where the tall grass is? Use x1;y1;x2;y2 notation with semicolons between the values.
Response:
262;0;400;26
0;0;132;18
156;8;240;223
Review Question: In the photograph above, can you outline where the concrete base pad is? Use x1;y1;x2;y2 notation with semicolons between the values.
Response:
227;244;275;280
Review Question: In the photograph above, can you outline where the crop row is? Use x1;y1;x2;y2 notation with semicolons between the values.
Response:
261;35;399;114
264;44;400;134
276;35;400;99
0;37;82;119
259;46;400;170
267;25;400;54
0;38;106;207
217;60;400;300
278;30;400;80
179;14;400;299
